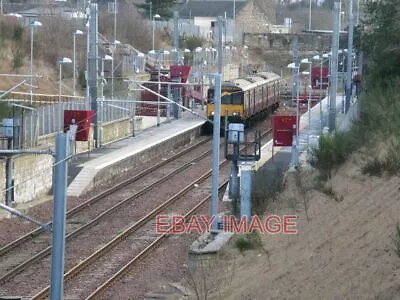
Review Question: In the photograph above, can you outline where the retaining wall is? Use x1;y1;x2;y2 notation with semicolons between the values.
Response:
0;154;54;204
87;123;203;197
0;117;145;205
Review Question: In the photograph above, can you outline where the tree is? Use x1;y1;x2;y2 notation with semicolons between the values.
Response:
361;0;400;82
136;0;177;19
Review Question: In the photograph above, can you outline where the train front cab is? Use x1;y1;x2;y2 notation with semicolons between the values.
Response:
205;87;244;132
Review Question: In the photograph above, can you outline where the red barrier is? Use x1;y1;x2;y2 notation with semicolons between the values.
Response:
64;110;94;141
272;115;297;147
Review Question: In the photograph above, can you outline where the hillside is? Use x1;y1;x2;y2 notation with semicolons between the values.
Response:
202;153;400;299
0;46;60;95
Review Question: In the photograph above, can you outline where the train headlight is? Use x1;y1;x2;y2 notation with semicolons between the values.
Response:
211;111;215;115
232;112;240;116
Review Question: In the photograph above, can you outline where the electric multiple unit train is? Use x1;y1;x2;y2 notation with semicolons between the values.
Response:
206;72;281;129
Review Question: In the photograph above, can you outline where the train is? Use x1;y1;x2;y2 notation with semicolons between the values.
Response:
206;71;281;130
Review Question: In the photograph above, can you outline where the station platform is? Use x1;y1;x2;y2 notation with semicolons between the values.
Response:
255;94;355;171
67;109;207;198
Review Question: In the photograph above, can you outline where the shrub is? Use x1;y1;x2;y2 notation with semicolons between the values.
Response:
180;35;205;51
78;69;86;89
12;25;24;43
13;50;24;71
310;132;357;178
362;157;384;176
234;232;262;252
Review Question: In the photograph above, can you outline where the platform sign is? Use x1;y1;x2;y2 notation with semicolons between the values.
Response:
64;110;94;142
272;115;296;147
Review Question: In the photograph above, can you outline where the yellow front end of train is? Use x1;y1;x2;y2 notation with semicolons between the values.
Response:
206;88;244;127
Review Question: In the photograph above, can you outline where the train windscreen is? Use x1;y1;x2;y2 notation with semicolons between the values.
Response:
207;89;214;103
207;88;243;104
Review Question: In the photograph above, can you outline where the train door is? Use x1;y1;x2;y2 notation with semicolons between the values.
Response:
261;86;264;109
253;89;256;115
247;91;251;117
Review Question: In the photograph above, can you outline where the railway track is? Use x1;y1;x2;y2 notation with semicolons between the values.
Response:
0;138;212;283
0;131;234;296
0;138;211;256
34;128;272;299
0;125;272;299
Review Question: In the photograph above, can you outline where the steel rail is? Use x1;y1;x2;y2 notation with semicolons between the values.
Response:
31;128;273;300
86;181;229;300
0;142;214;284
0;138;211;258
31;165;226;299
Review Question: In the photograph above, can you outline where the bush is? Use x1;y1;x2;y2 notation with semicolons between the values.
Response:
310;132;357;178
234;232;262;253
356;80;400;176
362;157;384;176
78;69;86;89
13;50;24;71
12;25;24;43
180;35;205;51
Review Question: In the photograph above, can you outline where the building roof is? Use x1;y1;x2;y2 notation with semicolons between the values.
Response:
176;0;248;19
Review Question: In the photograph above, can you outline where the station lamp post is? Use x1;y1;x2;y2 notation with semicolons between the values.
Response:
100;55;113;101
58;57;72;131
322;52;332;116
72;29;84;96
111;39;120;99
30;20;42;105
301;58;312;152
152;14;161;52
312;54;328;132
287;61;300;166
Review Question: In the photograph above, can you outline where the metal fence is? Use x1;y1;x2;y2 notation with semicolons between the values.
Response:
0;97;178;149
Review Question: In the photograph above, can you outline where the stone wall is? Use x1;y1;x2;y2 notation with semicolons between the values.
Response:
243;32;348;52
0;154;54;204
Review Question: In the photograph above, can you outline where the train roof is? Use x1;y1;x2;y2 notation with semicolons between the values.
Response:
222;72;280;91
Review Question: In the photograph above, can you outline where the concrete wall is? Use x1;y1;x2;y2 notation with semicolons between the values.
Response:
101;118;131;145
91;124;203;194
0;154;54;204
100;117;143;145
0;117;145;205
13;154;54;203
37;117;144;152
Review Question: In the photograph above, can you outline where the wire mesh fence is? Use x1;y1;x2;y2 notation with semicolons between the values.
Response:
0;98;178;150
